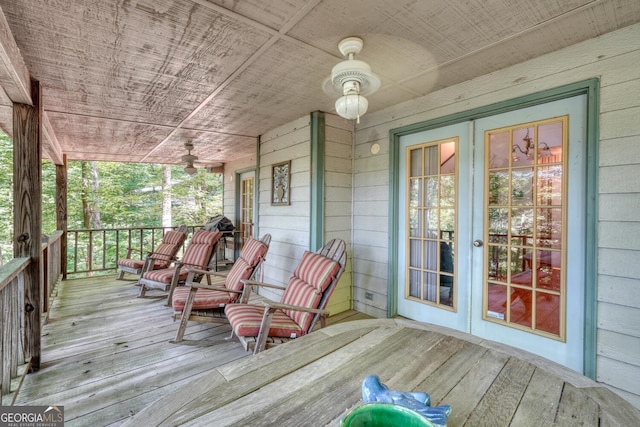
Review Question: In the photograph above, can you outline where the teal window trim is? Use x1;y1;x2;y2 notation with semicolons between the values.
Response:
310;111;325;252
388;78;599;378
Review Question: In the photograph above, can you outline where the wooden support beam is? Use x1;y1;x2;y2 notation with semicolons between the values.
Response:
56;155;68;280
43;113;64;165
13;79;42;371
0;5;31;104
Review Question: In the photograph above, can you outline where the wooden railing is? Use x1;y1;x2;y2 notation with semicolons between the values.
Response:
0;231;64;402
65;225;201;277
0;257;30;399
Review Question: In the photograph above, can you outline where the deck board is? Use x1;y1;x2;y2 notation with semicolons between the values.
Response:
124;319;640;427
13;275;367;426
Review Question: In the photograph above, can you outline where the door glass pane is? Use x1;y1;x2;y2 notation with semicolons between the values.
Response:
488;130;510;169
511;168;533;206
424;177;438;207
484;116;567;340
405;138;458;309
488;171;509;205
410;149;422;176
538;121;563;163
409;178;422;207
441;141;456;174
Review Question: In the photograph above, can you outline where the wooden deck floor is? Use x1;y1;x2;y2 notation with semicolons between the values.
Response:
13;275;370;426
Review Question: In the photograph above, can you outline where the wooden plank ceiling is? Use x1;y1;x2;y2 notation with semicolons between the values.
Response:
0;0;638;166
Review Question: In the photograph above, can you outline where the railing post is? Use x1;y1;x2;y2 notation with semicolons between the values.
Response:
57;155;68;280
13;79;42;371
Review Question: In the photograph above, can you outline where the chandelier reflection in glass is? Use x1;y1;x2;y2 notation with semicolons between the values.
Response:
512;129;550;162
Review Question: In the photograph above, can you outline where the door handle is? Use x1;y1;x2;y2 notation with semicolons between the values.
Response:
473;240;484;247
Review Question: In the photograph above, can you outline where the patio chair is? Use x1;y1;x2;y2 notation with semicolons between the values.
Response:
224;238;347;354
117;226;188;280
137;229;222;303
171;234;271;343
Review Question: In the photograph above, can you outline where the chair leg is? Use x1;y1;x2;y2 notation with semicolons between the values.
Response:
166;267;186;307
254;307;276;354
117;269;125;280
173;288;197;343
138;284;147;298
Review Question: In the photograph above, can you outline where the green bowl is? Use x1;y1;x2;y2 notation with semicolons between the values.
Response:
339;403;435;427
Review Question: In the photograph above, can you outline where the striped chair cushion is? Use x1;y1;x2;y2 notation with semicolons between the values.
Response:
279;251;340;332
239;238;268;267
223;258;253;294
118;258;145;269
142;267;188;285
119;230;186;271
280;277;323;333
181;230;220;267
152;243;178;269
224;238;268;293
172;237;268;311
291;251;341;293
163;230;186;244
172;286;233;311
224;303;304;338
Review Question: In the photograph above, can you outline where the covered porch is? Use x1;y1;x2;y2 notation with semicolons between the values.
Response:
0;0;639;421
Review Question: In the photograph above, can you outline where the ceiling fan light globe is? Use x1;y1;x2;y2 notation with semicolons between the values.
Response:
184;164;197;175
335;94;368;120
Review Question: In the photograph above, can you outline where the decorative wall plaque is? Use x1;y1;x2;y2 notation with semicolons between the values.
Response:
271;160;290;205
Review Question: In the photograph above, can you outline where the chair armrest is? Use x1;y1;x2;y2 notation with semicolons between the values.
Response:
238;280;285;304
147;253;176;262
260;301;329;316
184;282;241;294
240;279;287;291
126;247;143;256
185;267;226;279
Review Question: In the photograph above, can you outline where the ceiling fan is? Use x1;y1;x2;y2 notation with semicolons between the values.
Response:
181;141;198;176
323;36;380;123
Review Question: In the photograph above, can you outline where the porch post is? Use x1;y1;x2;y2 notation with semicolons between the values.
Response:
13;79;43;371
309;111;325;252
57;155;68;280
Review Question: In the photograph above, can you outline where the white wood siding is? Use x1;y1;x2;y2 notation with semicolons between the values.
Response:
255;117;312;301
223;113;354;314
324;114;354;315
353;24;640;406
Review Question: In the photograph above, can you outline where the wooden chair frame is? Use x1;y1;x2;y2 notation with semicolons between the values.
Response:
171;234;271;343
117;225;188;280
228;238;347;354
137;229;222;304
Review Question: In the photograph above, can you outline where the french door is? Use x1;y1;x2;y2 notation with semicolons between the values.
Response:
239;172;255;247
397;95;587;372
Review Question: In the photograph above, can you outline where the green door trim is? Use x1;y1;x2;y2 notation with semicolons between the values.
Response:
310;111;326;252
388;78;599;378
234;136;260;244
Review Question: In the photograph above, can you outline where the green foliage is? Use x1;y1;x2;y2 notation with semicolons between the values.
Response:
0;132;223;265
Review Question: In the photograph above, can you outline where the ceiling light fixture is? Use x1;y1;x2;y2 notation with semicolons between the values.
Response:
324;37;380;123
181;140;198;176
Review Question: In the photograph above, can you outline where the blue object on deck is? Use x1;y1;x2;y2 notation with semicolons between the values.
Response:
361;375;452;427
